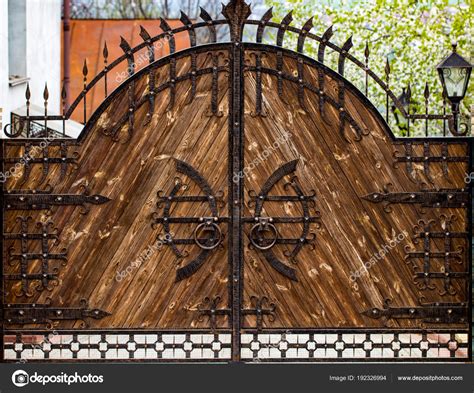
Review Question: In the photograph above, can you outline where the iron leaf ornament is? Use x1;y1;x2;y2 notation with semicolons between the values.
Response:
222;0;251;42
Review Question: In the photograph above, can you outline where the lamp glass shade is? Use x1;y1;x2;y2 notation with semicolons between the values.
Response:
439;67;471;101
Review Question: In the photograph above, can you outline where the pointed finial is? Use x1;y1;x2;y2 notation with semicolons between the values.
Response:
222;0;251;41
385;58;390;77
61;83;67;100
364;41;369;59
423;82;430;100
451;41;457;53
82;59;88;77
43;83;49;101
25;83;31;100
103;41;108;59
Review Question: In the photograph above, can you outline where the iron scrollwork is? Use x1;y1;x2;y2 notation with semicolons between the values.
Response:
404;215;468;296
197;296;231;331
393;142;468;184
152;159;225;282
246;160;320;281
3;141;80;185
242;296;276;331
6;217;67;298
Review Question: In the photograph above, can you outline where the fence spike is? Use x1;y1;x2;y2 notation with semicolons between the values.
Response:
103;41;109;60
25;82;31;101
384;58;390;77
61;83;67;100
119;36;132;54
317;25;333;63
424;82;430;100
338;36;353;76
256;7;273;43
160;18;176;54
180;11;196;47
139;25;151;42
276;11;293;47
297;17;314;53
82;59;88;78
43;83;49;101
364;42;370;95
200;7;217;42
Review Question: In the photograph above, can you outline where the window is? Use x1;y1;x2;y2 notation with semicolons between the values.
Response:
8;0;28;86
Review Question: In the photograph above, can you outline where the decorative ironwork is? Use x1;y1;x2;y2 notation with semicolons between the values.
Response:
242;296;276;331
363;299;468;325
393;142;468;184
317;26;333;121
200;7;217;43
222;0;251;42
4;331;232;361
152;159;225;282
256;7;273;43
206;52;228;117
4;186;110;214
363;185;469;211
4;0;464;139
246;160;320;281
3;141;80;185
2;0;471;365
197;296;231;331
404;215;468;295
249;51;267;117
4;299;110;327
139;26;156;125
241;330;468;361
244;44;370;142
5;217;66;297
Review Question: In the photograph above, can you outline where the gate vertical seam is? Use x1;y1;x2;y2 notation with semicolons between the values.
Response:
229;40;245;363
224;0;251;362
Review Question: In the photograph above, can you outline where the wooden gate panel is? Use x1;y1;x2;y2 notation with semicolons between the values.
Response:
3;49;232;329
2;0;470;362
242;48;469;329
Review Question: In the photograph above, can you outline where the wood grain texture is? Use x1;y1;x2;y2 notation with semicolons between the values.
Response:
2;46;469;333
242;50;469;329
4;49;230;330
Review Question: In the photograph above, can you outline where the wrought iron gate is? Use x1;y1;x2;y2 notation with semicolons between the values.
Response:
1;0;471;362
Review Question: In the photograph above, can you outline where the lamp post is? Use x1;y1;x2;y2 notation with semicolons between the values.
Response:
436;43;472;136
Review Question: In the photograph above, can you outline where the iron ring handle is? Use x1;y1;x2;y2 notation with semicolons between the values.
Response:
193;222;222;250
250;222;278;250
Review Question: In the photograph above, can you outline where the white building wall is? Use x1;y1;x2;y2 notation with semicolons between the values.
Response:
0;0;61;134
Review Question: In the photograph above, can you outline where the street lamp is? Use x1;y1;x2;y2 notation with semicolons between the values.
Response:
436;43;472;135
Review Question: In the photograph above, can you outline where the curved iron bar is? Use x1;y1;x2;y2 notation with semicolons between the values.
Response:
155;159;224;282
10;3;459;138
